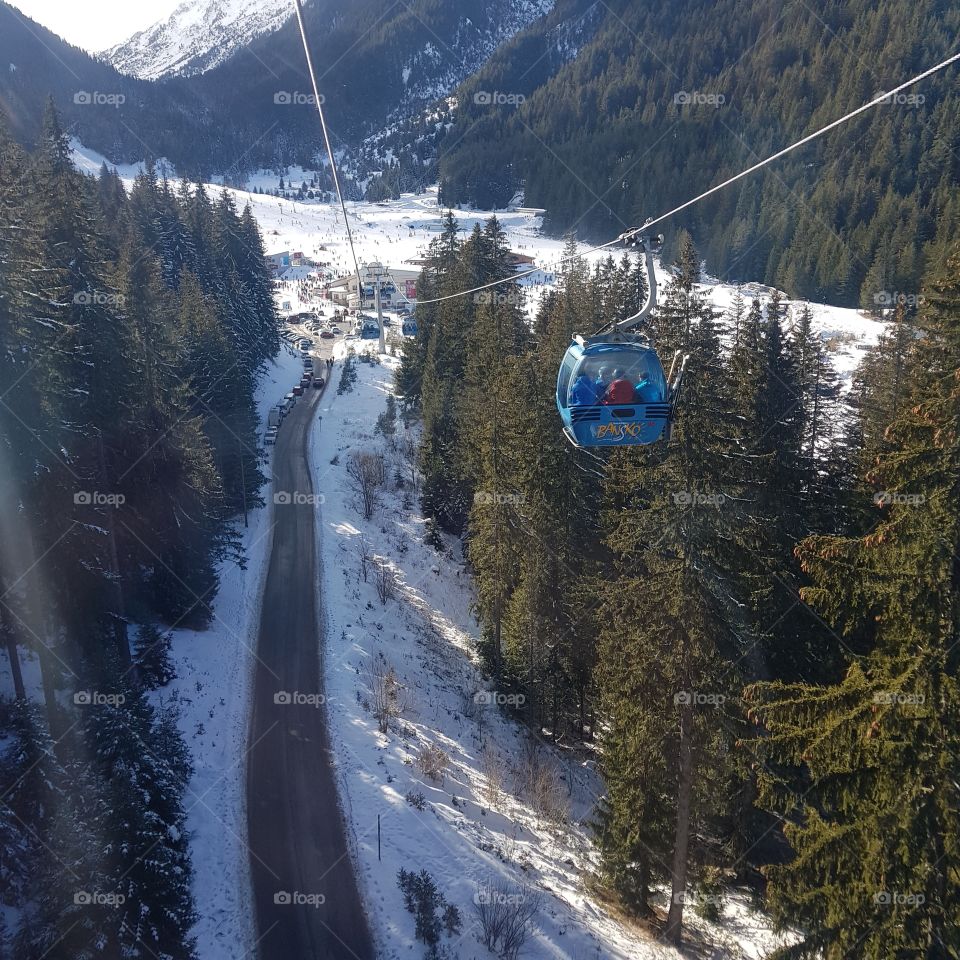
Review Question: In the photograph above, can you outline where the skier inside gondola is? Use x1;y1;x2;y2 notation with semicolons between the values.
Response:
602;368;636;404
569;356;665;405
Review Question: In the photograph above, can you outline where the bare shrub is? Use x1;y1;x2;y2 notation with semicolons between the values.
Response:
474;879;542;960
373;558;396;605
347;451;386;519
367;658;404;734
356;536;371;582
519;741;569;824
461;689;479;720
415;742;449;783
480;744;508;808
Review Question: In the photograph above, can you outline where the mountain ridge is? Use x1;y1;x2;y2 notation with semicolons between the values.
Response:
103;0;294;80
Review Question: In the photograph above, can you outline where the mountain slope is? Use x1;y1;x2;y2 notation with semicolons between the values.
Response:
432;0;960;307
0;2;203;159
187;0;557;147
104;0;294;81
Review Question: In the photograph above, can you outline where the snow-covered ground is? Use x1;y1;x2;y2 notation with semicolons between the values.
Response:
69;140;885;385
308;342;794;959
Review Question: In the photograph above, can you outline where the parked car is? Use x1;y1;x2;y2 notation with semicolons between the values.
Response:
320;330;335;339
265;429;278;446
268;409;282;429
282;393;296;410
293;385;304;396
299;375;312;388
331;326;343;335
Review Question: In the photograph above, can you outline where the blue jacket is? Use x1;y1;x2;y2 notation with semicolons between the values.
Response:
635;378;662;403
570;375;599;405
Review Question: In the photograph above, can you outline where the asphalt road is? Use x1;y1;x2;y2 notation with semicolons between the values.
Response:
247;342;375;960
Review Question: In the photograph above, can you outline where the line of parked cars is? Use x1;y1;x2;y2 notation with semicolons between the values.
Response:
265;355;326;447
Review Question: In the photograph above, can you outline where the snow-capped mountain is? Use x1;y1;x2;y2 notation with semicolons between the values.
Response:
388;0;556;112
103;0;294;80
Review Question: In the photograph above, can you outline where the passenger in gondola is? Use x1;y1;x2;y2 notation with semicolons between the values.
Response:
570;372;600;405
634;371;662;403
594;365;612;399
603;368;637;404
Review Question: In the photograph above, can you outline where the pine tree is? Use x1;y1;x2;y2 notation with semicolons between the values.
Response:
747;238;960;960
595;239;739;938
84;675;197;958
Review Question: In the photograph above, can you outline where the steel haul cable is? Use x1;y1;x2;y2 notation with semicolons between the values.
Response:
292;0;363;301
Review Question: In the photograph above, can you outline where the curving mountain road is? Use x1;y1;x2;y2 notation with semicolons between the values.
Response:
246;354;375;960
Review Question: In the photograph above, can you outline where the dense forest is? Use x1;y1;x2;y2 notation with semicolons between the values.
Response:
0;103;279;957
398;213;960;954
434;0;960;308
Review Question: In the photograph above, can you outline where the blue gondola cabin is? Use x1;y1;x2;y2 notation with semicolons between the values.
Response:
557;336;672;447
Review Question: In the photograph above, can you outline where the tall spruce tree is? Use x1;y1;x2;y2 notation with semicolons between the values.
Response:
747;238;960;959
596;238;739;940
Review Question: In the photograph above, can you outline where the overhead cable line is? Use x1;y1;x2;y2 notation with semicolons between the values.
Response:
410;50;960;306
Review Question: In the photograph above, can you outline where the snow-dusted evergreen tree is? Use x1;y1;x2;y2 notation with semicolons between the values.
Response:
85;678;196;958
0;99;283;955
